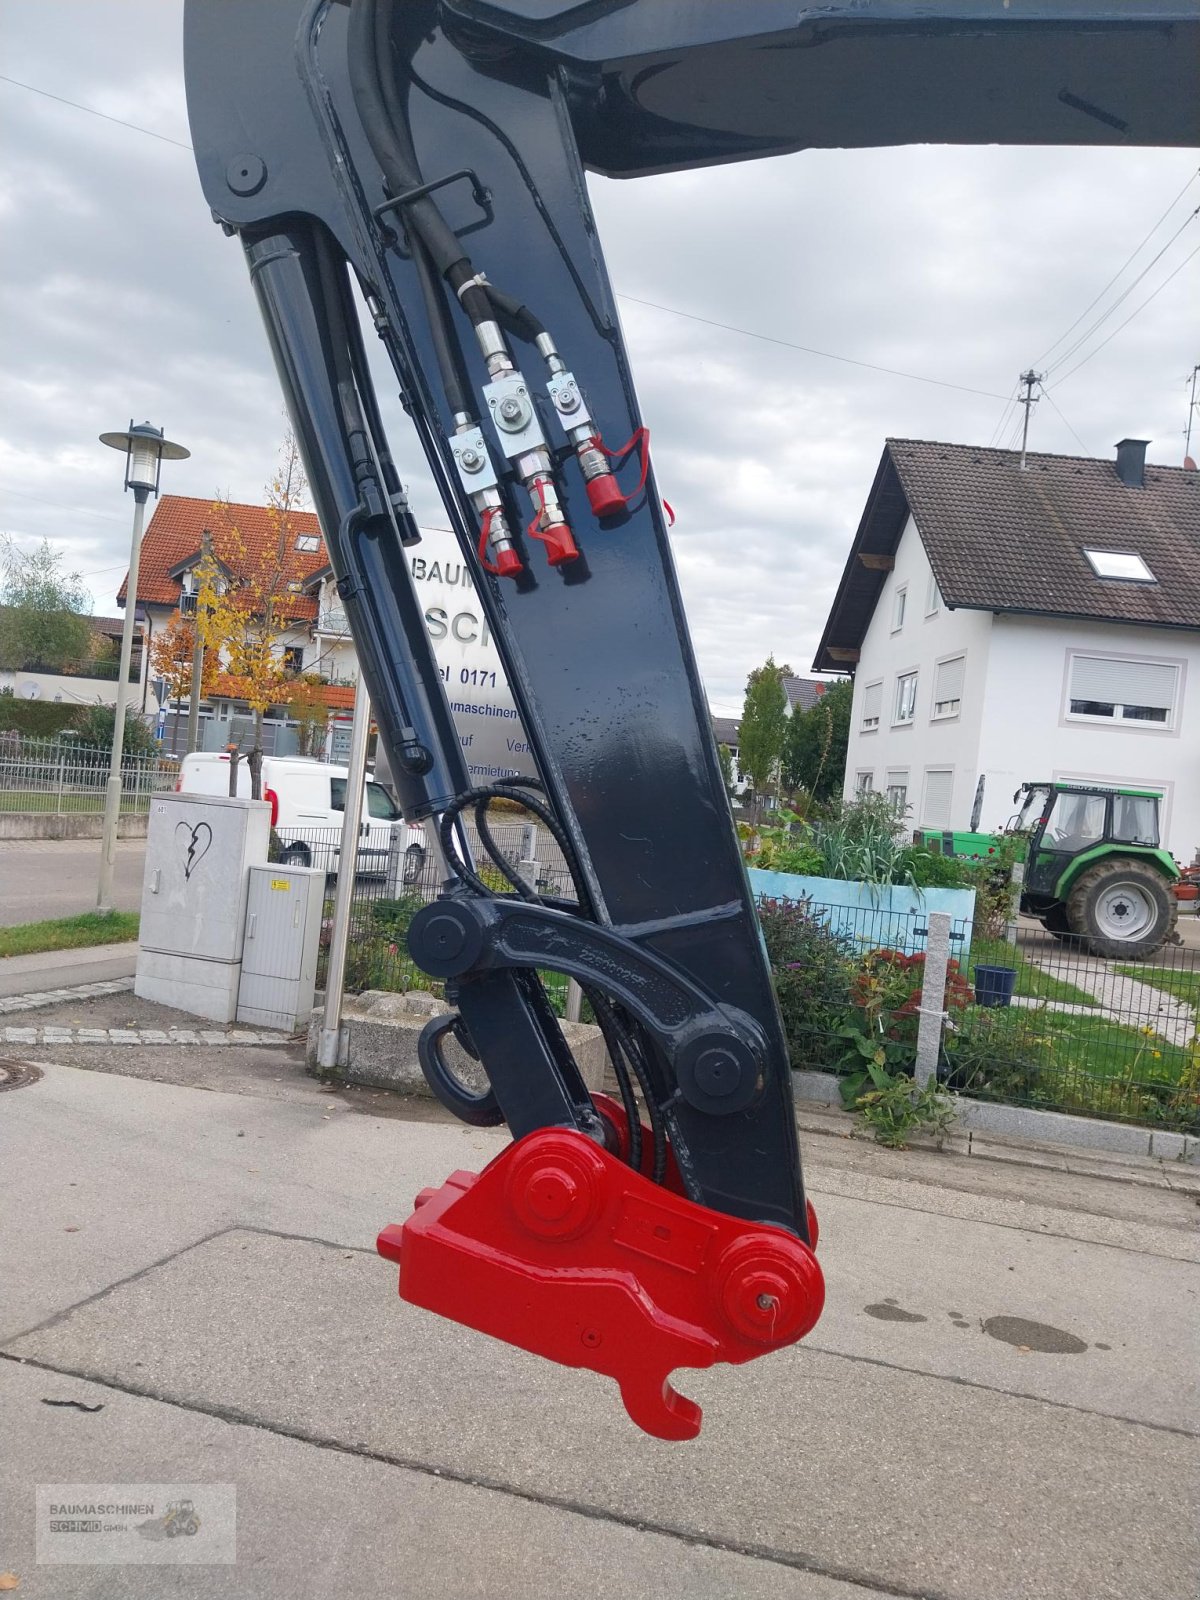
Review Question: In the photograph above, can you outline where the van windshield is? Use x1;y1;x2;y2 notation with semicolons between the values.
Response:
365;782;399;821
330;778;399;821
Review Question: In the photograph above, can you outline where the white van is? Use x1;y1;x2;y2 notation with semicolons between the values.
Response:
176;753;427;882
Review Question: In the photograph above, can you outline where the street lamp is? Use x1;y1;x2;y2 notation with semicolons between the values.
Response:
95;421;190;914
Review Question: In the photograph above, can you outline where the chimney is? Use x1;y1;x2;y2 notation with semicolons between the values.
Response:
1114;438;1149;488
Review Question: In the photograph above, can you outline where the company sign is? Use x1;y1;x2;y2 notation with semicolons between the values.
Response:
406;527;537;783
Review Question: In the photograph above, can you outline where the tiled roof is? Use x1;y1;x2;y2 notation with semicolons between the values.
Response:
782;675;828;712
890;439;1200;628
814;440;1200;670
117;494;326;621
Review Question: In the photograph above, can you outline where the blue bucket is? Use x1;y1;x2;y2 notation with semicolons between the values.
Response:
974;964;1018;1008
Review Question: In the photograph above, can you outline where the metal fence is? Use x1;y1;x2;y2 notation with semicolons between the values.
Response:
761;891;1200;1134
286;819;578;1016
0;733;179;814
299;833;1199;1133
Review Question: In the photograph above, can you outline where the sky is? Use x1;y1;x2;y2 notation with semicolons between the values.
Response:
0;3;1196;721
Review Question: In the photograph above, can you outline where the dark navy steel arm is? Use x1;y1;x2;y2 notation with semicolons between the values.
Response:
184;0;1194;1248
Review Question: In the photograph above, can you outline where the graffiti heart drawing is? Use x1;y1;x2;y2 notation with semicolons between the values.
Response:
176;820;214;881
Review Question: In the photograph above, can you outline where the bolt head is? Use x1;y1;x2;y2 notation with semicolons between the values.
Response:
499;397;524;421
557;385;579;412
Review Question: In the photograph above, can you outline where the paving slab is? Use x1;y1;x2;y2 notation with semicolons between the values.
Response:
0;1362;874;1600
7;1227;1197;1600
1;1062;1197;1600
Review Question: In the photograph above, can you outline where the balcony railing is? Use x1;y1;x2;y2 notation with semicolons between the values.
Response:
13;657;142;683
316;607;350;635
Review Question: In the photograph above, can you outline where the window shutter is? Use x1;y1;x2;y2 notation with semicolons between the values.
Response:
934;655;965;705
1070;656;1177;710
862;682;882;721
922;769;954;828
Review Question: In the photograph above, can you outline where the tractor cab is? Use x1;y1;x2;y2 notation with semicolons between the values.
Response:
1018;784;1161;894
1014;783;1178;956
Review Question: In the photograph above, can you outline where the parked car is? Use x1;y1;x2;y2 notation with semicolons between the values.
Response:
175;753;426;881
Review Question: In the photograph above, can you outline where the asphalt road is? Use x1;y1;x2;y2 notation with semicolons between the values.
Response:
0;839;146;926
0;1036;1196;1600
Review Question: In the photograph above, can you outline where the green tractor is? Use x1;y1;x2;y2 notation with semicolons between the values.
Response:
918;782;1179;959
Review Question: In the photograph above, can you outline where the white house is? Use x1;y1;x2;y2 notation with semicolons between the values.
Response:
814;437;1200;864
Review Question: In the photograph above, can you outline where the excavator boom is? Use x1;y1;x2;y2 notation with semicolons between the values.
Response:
183;0;1196;1436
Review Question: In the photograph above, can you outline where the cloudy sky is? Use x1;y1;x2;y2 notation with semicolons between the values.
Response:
1;3;1196;719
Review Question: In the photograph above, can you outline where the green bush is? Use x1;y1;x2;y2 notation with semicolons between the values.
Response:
0;692;79;738
70;703;160;758
757;896;854;1069
942;1004;1047;1101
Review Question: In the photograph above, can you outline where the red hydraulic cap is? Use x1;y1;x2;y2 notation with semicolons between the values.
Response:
492;545;522;578
585;472;627;519
531;520;581;566
377;1125;824;1440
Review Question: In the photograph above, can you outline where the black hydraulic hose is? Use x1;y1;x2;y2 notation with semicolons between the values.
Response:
358;0;493;328
482;282;546;344
348;0;463;280
409;231;471;419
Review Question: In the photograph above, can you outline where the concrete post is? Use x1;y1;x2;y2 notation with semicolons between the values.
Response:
96;488;148;914
1006;861;1025;946
915;910;952;1090
317;676;371;1070
565;980;584;1024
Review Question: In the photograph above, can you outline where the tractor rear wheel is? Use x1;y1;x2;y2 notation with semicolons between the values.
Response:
1065;859;1177;959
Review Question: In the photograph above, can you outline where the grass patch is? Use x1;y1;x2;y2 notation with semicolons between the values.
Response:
0;792;151;814
968;938;1098;1008
1115;964;1200;1010
0;911;140;958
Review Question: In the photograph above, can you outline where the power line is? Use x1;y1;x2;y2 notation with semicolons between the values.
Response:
1055;242;1200;386
615;294;1012;401
1037;383;1093;458
1033;166;1199;367
1043;205;1200;377
0;73;193;150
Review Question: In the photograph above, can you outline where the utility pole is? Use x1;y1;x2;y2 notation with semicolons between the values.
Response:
1017;369;1043;471
1185;362;1200;467
185;527;211;755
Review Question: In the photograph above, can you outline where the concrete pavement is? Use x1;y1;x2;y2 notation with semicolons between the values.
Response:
0;944;137;1000
1;1050;1197;1599
0;839;146;926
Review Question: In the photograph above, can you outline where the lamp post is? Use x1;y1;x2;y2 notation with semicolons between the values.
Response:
96;421;190;914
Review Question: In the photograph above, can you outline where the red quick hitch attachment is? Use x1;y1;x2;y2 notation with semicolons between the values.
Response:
377;1121;824;1442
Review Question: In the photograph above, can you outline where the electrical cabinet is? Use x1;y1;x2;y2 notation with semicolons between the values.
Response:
136;792;270;1022
237;864;325;1032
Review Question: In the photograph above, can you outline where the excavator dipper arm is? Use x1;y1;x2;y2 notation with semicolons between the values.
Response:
183;0;1196;1437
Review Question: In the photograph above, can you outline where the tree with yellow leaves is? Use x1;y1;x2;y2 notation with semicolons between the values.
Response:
195;434;312;797
149;613;215;754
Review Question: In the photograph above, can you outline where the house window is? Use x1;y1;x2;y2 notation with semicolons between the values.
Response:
926;572;941;615
894;672;918;725
886;771;909;815
1067;655;1178;727
860;680;883;731
932;655;965;719
295;534;321;553
855;771;874;796
282;646;304;675
892;586;907;631
921;768;954;828
1083;549;1155;583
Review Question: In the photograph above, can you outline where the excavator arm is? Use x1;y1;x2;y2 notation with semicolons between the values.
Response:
183;0;1197;1437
